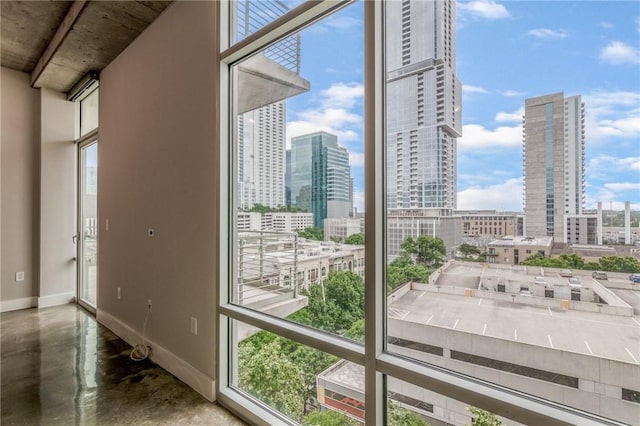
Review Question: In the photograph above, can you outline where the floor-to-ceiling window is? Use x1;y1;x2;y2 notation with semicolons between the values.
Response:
218;2;637;425
77;88;99;312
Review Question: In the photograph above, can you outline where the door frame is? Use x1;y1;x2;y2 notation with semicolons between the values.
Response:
76;129;99;314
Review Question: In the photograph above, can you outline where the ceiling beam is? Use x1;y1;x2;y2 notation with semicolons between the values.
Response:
30;0;88;88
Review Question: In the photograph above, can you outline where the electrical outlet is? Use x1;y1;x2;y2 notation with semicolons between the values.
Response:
191;317;198;335
147;299;152;312
117;287;121;300
15;272;25;282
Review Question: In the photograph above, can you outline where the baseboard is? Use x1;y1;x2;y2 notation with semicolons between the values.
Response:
38;292;76;308
96;309;216;402
1;297;37;312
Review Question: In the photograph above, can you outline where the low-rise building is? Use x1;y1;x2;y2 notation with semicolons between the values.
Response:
324;218;364;242
565;214;598;245
486;236;553;265
317;262;640;426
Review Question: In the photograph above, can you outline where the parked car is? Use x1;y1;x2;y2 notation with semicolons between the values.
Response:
559;269;573;277
534;276;546;285
592;271;608;280
630;274;640;283
568;277;582;288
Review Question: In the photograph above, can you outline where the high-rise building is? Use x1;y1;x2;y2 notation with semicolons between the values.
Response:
385;0;462;210
290;131;352;228
523;92;585;242
238;101;286;209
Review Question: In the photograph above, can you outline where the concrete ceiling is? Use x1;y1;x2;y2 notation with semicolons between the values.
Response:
1;0;172;93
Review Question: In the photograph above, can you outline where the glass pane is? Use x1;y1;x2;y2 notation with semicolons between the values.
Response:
386;375;507;426
80;142;98;306
80;88;99;136
384;1;640;425
231;0;305;44
231;319;358;424
231;2;365;340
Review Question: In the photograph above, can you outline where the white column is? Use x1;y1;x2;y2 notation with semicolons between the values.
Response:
625;201;631;245
597;202;603;245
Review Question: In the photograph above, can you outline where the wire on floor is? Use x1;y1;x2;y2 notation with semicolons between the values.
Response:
130;305;151;361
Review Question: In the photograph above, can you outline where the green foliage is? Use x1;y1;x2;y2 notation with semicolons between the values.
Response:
304;271;365;333
558;253;584;269
520;252;640;274
287;308;312;326
238;340;306;421
240;331;339;420
387;253;432;290
520;253;568;268
459;243;482;257
468;407;502;426
344;233;365;245
388;401;430;426
599;256;640;273
401;236;446;267
343;318;365;342
302;410;358;426
245;203;308;213
297;227;324;241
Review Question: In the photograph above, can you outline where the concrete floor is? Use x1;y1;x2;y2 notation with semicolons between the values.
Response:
1;304;246;426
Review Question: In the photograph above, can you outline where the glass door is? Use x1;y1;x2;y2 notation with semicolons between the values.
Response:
78;139;98;311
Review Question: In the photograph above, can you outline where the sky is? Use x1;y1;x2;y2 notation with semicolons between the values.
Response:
283;1;640;213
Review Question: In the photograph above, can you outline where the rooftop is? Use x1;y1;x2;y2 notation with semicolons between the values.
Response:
389;286;640;365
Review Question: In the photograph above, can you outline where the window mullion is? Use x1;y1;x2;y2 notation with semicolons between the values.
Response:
364;0;385;424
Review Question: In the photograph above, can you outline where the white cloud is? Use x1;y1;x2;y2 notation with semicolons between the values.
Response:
458;178;523;211
349;152;365;167
320;83;364;109
604;182;640;191
495;107;524;123
458;0;511;20
583;91;640;141
287;82;364;148
463;84;488;94
587;155;640;179
600;22;613;29
458;124;521;151
526;28;568;40
500;90;525;97
599;41;640;65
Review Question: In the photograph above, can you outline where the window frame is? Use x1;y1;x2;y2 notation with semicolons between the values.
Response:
217;2;627;425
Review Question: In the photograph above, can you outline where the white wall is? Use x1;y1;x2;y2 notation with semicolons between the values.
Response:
38;88;76;307
97;1;218;399
1;68;40;310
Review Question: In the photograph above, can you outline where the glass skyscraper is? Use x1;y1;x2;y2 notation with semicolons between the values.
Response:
290;131;352;228
523;92;586;242
385;0;462;211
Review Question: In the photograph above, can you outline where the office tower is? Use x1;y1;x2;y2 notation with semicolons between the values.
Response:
290;131;352;228
523;92;585;242
385;0;462;210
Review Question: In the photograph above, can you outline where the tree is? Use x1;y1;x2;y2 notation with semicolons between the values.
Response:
387;253;432;290
304;271;365;333
558;253;585;269
302;410;358;426
459;243;482;258
468;407;502;426
388;401;430;426
401;236;446;267
344;233;365;245
344;318;365;342
598;256;640;273
238;340;306;422
297;227;324;241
